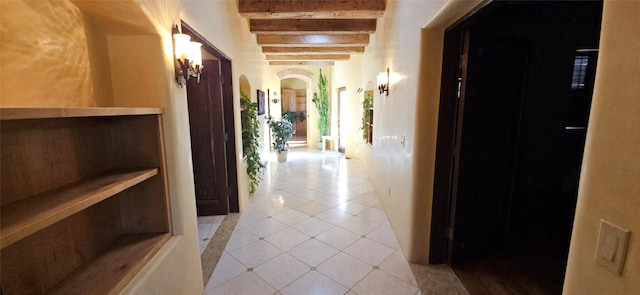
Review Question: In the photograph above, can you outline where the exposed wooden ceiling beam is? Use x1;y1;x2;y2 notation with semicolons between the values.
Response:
266;54;350;61
257;34;370;46
239;0;386;19
269;61;335;66
250;19;376;34
262;46;365;54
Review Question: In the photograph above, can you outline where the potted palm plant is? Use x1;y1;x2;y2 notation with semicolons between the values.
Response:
267;116;293;162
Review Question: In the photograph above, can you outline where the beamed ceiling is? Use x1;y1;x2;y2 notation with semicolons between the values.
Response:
239;0;386;66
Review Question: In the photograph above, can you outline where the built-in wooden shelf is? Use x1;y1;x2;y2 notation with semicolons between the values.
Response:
1;168;158;249
0;107;162;120
48;233;171;295
1;107;171;294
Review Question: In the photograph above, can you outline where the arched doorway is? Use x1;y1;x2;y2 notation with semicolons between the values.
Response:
276;69;314;146
239;75;251;99
280;78;307;144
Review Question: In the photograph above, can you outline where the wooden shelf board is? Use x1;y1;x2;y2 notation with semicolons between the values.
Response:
1;169;159;249
48;233;171;295
0;107;162;120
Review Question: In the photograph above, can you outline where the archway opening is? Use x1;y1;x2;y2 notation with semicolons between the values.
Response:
276;68;314;147
280;78;308;144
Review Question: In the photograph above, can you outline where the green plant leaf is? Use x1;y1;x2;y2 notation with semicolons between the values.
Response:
267;116;293;153
240;89;265;194
314;69;330;139
361;92;373;141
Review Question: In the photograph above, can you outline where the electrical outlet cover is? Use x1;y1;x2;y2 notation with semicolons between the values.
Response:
595;219;631;276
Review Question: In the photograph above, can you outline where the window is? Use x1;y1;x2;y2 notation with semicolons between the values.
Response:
571;55;589;90
571;49;598;90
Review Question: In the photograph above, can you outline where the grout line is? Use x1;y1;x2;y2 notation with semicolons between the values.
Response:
205;149;427;294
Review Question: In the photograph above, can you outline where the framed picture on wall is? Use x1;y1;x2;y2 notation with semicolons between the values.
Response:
257;89;266;115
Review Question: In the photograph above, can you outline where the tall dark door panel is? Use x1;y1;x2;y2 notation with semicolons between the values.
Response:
187;59;229;215
449;32;528;264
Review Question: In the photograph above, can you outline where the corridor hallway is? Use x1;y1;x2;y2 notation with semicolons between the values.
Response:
203;148;421;294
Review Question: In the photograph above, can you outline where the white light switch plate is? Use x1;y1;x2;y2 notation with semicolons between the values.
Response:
595;219;630;276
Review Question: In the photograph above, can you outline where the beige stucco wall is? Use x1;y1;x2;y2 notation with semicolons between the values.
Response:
281;78;307;90
0;0;114;106
563;1;640;294
332;55;363;156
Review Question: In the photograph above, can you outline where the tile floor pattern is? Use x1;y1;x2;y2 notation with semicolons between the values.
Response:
204;148;422;295
198;215;226;254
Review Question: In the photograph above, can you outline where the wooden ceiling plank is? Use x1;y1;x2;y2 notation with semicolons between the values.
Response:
266;54;350;61
262;46;365;54
250;19;376;34
239;0;385;19
257;34;370;46
269;61;335;66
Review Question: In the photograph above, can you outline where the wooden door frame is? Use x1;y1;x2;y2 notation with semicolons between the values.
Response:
429;2;493;264
182;22;240;213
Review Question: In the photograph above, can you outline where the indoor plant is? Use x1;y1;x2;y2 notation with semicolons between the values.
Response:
240;90;265;193
282;110;298;134
267;116;293;162
313;69;329;149
282;110;298;124
360;92;373;141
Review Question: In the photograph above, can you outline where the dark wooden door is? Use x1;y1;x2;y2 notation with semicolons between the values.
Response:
448;31;528;264
187;59;229;216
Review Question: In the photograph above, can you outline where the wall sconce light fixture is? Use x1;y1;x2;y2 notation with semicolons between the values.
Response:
173;25;203;87
377;68;390;96
271;91;280;104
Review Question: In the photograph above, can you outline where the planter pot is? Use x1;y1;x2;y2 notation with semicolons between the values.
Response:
277;150;288;163
317;142;323;150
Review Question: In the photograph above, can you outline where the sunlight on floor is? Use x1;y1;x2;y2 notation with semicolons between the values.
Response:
202;148;422;295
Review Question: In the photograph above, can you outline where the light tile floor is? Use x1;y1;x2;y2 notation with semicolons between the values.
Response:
204;148;422;295
198;215;226;254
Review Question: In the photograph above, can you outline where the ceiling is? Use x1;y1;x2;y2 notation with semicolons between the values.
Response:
239;0;386;66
